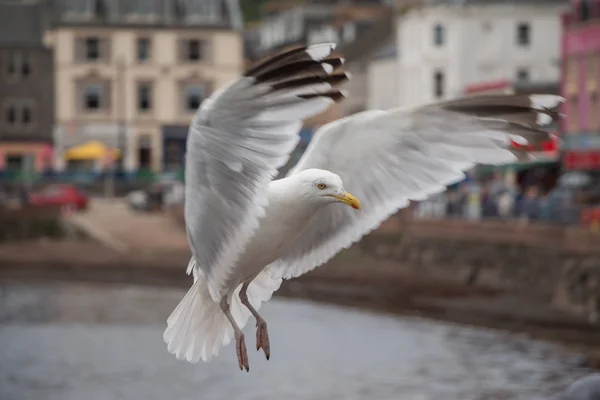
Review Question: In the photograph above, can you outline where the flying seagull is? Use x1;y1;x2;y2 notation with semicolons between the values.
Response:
163;42;564;371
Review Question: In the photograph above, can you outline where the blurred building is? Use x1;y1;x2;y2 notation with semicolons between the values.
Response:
44;0;244;173
367;41;398;111
0;2;54;180
561;0;600;173
396;0;568;108
252;1;397;176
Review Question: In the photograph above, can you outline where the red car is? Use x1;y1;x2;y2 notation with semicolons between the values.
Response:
28;184;89;211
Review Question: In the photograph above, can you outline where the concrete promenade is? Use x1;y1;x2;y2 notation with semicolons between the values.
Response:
69;198;189;254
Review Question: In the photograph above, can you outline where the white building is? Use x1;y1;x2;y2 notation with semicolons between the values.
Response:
396;0;568;108
367;42;398;110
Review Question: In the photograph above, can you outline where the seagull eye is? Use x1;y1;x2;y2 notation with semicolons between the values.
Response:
317;183;327;190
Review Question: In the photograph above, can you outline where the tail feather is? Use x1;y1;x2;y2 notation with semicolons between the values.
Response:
164;263;282;363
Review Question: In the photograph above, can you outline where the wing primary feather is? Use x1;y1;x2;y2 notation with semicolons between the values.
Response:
297;89;347;102
254;57;345;83
245;43;336;78
271;71;350;92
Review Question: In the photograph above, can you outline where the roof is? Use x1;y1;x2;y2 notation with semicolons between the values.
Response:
372;40;397;60
339;12;395;62
0;3;43;47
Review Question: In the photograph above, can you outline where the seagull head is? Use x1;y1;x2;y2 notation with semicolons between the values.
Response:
294;168;361;210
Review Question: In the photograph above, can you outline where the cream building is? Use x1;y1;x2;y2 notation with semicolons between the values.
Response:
44;0;243;173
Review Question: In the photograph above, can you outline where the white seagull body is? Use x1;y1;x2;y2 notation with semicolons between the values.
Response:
163;43;564;370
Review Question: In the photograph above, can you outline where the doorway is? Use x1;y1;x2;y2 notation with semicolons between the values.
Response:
137;135;152;170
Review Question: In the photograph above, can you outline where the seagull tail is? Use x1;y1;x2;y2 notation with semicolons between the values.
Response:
163;262;282;364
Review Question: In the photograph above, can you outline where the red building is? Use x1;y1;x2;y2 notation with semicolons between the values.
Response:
561;0;600;171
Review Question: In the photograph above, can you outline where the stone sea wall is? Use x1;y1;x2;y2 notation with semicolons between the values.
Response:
357;217;600;320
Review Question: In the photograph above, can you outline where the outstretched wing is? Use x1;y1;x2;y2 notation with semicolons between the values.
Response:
267;94;564;280
185;43;349;301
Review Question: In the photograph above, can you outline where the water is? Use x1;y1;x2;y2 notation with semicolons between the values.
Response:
0;282;593;400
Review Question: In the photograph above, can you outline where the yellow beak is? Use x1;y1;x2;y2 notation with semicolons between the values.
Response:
333;192;362;210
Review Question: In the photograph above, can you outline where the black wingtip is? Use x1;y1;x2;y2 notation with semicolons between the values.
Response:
297;89;347;103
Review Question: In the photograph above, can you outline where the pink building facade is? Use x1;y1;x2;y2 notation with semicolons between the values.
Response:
561;0;600;171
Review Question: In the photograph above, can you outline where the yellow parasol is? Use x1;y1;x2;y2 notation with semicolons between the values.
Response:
65;141;120;160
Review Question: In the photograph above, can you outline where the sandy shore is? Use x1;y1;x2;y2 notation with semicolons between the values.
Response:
1;239;599;367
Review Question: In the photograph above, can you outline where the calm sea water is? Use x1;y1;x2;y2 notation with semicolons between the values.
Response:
0;282;593;400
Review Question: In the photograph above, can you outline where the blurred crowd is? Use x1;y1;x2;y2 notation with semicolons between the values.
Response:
413;170;599;226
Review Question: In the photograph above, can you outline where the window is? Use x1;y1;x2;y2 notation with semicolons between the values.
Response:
188;39;201;61
181;39;209;62
7;53;17;77
22;104;31;124
94;0;107;20
137;37;151;62
581;0;591;22
173;0;185;21
21;54;30;77
187;0;220;20
517;23;530;46
566;57;578;95
517;68;529;82
76;36;110;62
591;91;599;129
78;79;110;112
433;70;444;98
6;52;30;79
568;95;579;132
138;134;153;168
137;82;152;112
86;37;100;60
185;85;205;111
83;85;102;110
433;24;444;46
122;0;159;15
6;105;16;124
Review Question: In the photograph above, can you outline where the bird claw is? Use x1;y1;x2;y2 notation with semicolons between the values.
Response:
236;333;249;372
256;320;270;360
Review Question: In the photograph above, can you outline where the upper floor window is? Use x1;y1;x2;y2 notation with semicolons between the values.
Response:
186;0;221;21
122;0;159;16
182;83;209;112
2;99;34;129
137;82;153;112
181;39;208;62
6;52;30;79
517;68;530;82
137;37;151;63
433;24;444;46
433;70;444;98
94;0;108;20
86;38;99;60
77;80;111;112
173;0;186;21
22;104;31;124
188;40;201;60
581;0;591;22
21;54;30;77
6;104;16;125
76;36;110;63
517;23;530;46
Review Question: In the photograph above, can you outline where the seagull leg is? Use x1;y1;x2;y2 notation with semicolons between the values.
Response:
239;282;270;360
220;296;249;372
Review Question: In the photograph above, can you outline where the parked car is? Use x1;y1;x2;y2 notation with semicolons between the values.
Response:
126;180;184;212
28;184;89;211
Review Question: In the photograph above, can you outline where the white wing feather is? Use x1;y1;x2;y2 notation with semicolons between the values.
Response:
185;44;345;301
267;95;563;280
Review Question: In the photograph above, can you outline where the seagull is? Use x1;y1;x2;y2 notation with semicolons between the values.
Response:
163;42;564;371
